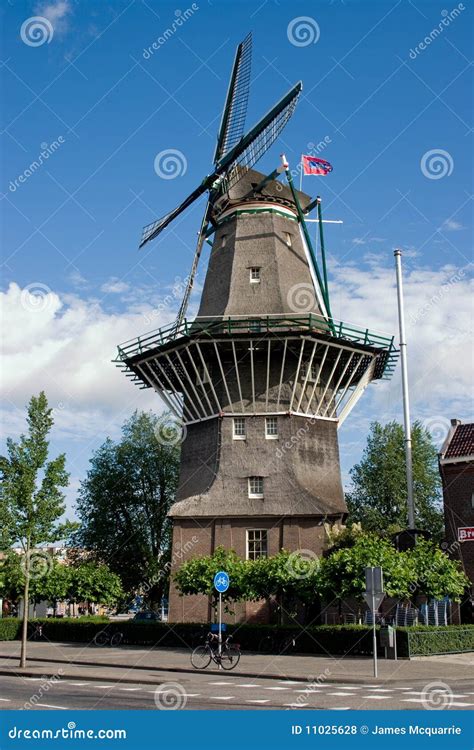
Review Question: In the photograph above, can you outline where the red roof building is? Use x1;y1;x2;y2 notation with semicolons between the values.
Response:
439;419;474;623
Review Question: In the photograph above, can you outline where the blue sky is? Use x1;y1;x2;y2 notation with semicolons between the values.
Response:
1;0;472;519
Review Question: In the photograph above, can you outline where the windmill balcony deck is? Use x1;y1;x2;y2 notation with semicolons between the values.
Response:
115;314;398;427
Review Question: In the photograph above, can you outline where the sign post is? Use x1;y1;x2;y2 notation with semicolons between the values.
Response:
364;566;385;678
213;571;230;666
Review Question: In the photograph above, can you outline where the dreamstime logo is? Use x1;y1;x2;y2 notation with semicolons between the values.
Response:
409;4;465;59
21;550;53;580
154;682;187;710
420;149;454;180
24;670;65;710
154;416;187;446
154;149;187;180
287;16;320;47
20;16;54;46
143;4;199;59
20;283;53;312
421;680;454;710
422;416;451;444
287;283;317;313
286;549;319;580
9;137;65;193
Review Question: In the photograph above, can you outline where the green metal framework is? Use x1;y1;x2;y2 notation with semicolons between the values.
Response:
116;313;397;377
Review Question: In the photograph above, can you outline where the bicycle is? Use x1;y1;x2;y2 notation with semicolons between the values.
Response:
191;632;241;670
93;629;123;647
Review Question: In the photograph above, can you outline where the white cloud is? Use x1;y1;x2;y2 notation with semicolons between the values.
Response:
35;0;72;35
0;282;176;442
100;278;130;294
352;238;366;245
441;219;465;232
329;255;473;417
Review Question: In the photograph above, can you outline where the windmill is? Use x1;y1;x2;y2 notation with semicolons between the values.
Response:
116;33;398;624
139;32;303;328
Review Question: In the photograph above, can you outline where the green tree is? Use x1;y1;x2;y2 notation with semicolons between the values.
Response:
0;393;69;666
174;547;248;615
346;421;443;539
408;539;468;601
174;547;321;620
73;411;180;607
318;533;414;606
68;562;123;611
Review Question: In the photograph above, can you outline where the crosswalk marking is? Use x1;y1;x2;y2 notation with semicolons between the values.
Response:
0;698;12;702
235;683;259;688
328;692;355;697
284;702;308;707
211;696;234;700
246;699;270;704
35;703;68;710
118;687;142;692
264;686;290;691
67;682;90;686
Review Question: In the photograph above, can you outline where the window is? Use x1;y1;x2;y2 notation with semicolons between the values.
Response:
300;361;318;381
284;232;292;247
265;416;278;439
248;476;264;499
247;529;268;560
250;267;261;283
233;417;246;440
221;234;227;248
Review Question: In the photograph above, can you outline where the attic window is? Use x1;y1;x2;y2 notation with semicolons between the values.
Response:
284;232;292;247
221;234;227;248
250;267;261;283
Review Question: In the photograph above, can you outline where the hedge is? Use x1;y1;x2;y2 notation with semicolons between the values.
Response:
399;625;474;657
1;618;472;657
0;619;383;655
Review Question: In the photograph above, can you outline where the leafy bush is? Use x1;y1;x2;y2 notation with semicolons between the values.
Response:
0;618;22;641
399;625;474;657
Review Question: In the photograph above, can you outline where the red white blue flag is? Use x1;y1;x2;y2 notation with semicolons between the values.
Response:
302;155;333;175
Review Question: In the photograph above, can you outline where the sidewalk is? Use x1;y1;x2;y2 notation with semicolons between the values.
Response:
1;641;472;686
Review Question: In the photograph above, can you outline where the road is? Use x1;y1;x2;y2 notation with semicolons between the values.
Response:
1;672;473;711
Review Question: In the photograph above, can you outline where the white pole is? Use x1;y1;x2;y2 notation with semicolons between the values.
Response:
299;154;303;191
218;592;222;669
394;249;416;530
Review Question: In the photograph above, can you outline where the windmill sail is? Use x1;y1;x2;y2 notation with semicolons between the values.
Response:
138;36;302;249
139;181;209;248
217;81;302;192
213;32;252;165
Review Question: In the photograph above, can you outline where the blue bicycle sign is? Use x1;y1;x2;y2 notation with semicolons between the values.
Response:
214;571;230;593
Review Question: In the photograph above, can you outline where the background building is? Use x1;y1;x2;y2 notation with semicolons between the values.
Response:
439;419;474;623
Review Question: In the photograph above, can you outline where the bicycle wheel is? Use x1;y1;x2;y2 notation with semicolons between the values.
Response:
110;632;123;647
191;645;211;669
220;645;241;670
93;630;108;646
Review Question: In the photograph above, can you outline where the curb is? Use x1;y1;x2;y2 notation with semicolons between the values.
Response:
0;654;445;686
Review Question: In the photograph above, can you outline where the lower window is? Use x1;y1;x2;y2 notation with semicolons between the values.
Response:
247;529;268;560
